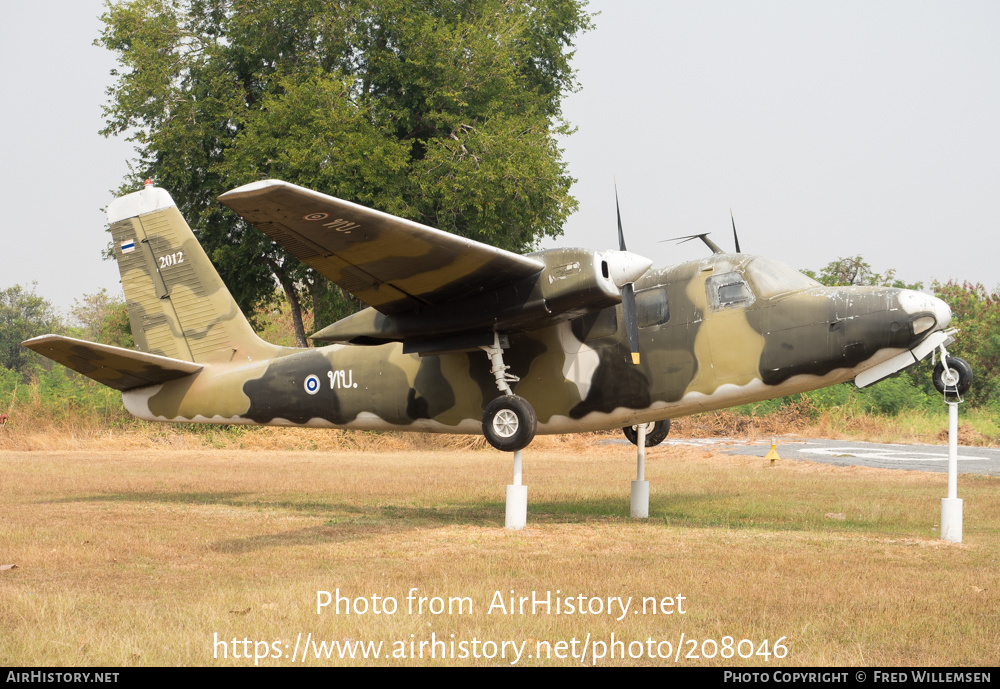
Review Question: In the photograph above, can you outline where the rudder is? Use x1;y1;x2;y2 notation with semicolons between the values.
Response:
108;183;275;364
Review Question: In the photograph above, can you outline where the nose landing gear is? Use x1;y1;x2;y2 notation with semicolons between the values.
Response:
935;345;972;543
933;355;973;398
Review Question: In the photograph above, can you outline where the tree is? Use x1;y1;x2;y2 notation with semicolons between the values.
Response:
802;255;923;290
0;284;60;376
98;0;592;346
70;289;134;349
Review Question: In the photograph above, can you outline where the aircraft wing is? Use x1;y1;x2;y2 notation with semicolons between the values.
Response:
218;180;544;315
22;335;203;391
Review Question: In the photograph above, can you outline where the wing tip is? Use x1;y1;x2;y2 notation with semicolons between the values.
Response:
218;179;288;202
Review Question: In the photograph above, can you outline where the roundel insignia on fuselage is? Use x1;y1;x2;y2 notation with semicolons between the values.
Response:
304;374;321;395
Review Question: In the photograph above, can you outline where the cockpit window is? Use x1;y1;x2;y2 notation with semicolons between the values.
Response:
706;271;755;311
744;257;820;298
635;287;670;328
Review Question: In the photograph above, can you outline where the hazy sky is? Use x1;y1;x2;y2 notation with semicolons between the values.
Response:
2;1;997;315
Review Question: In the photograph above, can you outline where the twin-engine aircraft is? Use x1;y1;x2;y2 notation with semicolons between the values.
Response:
24;180;963;452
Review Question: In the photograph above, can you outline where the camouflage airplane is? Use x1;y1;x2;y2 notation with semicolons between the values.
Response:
23;180;970;452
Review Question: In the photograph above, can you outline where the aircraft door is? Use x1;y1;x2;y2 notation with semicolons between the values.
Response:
701;271;767;388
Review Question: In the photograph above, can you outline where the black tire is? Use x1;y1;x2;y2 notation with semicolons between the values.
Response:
933;356;973;397
622;419;671;447
482;395;537;452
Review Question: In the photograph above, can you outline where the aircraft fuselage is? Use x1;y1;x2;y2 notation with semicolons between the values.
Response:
122;251;951;435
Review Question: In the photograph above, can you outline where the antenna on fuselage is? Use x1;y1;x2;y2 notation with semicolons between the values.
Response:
658;233;725;254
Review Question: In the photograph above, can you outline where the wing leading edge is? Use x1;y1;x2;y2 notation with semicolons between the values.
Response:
218;180;544;316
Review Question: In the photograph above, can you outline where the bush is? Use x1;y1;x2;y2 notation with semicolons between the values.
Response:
855;373;936;415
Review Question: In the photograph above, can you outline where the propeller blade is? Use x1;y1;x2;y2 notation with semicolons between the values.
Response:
615;182;627;252
612;179;642;364
621;282;640;365
731;209;741;253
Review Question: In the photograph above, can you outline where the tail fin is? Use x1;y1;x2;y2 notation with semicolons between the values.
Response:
107;184;275;364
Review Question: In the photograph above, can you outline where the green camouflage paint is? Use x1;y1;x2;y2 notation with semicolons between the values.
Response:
24;183;954;441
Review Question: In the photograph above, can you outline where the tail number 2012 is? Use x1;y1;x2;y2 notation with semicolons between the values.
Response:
159;252;184;268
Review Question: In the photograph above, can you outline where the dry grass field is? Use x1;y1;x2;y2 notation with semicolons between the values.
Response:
1;430;998;667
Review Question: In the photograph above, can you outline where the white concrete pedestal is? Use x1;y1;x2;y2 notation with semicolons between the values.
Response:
941;498;963;543
631;480;649;518
505;449;527;530
506;485;527;530
941;400;963;543
631;423;649;519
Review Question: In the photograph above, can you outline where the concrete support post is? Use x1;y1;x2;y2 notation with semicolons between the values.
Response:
631;424;649;519
506;449;527;530
941;401;962;542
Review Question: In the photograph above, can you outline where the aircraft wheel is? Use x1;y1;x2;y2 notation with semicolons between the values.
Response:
623;419;671;447
482;395;537;452
933;356;973;397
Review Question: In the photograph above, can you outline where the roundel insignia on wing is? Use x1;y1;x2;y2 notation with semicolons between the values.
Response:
304;212;328;221
304;374;321;395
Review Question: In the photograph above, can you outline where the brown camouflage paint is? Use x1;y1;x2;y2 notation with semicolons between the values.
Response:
25;183;953;440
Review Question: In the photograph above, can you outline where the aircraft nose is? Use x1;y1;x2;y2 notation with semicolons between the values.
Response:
931;296;952;330
898;290;951;334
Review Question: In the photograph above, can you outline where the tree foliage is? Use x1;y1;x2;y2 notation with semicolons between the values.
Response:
1;285;135;384
802;255;923;290
98;0;593;345
69;289;134;349
0;284;60;375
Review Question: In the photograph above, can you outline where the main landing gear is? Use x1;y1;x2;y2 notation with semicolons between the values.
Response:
623;419;670;447
480;334;537;452
483;396;537;452
480;333;535;530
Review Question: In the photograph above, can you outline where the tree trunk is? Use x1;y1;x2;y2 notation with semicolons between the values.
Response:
266;258;308;348
308;274;325;335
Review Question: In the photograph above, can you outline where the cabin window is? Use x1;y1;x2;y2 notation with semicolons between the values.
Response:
635;287;670;327
706;272;755;311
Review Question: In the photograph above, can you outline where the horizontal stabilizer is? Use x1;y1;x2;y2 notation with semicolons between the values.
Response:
22;335;203;391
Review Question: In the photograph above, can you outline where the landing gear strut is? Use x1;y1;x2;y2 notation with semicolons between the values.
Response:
480;333;537;452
